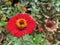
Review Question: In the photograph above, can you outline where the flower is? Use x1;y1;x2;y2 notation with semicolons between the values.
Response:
38;27;44;32
46;6;51;11
5;1;12;6
14;3;20;7
6;13;36;38
22;6;27;12
1;15;6;21
44;19;58;32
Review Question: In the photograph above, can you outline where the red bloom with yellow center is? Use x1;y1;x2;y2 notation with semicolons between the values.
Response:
6;13;36;38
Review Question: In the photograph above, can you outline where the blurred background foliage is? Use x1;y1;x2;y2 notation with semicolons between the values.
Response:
0;0;60;45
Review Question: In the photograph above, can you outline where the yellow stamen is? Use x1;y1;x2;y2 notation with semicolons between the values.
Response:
14;3;20;7
16;18;27;29
1;15;6;21
22;6;27;12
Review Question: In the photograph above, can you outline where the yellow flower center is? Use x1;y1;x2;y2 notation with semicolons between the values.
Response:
14;3;20;7
16;18;27;29
22;6;27;12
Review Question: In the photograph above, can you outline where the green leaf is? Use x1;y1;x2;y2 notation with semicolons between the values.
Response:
54;41;60;45
13;39;22;45
21;35;36;45
0;22;6;27
34;34;44;44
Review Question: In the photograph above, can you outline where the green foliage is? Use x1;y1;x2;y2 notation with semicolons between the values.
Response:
3;34;49;45
54;41;60;45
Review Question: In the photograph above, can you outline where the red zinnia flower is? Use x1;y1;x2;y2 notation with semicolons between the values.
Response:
6;13;36;38
38;27;44;32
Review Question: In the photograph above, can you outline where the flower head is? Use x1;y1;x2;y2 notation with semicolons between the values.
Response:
38;27;44;32
5;1;12;6
6;13;36;38
22;6;27;12
44;19;58;32
1;15;6;21
14;3;20;7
